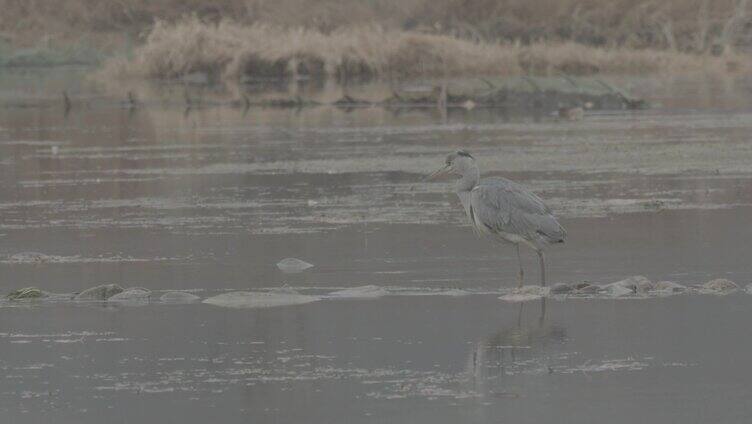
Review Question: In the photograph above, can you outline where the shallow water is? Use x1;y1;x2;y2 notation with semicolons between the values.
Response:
1;69;752;423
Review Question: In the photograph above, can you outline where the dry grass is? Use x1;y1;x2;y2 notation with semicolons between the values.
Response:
1;0;751;76
102;20;518;79
2;0;751;51
100;17;750;80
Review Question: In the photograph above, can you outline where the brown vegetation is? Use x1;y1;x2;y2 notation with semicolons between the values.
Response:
1;0;750;77
3;0;751;50
100;17;750;80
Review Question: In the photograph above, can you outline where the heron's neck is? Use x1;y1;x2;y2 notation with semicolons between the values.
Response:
455;166;480;192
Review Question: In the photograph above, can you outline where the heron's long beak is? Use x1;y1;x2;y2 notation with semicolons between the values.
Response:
425;165;451;181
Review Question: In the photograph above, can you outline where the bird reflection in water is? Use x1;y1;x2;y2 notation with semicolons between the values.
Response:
466;299;566;397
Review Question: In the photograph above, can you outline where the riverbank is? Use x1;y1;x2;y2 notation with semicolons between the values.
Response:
99;18;750;81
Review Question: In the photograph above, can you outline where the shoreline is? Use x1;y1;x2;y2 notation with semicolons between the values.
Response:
2;19;749;80
100;19;751;81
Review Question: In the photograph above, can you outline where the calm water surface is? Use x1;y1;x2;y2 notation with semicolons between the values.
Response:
0;69;751;423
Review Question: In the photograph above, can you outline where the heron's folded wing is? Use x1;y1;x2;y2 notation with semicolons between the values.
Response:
470;179;566;243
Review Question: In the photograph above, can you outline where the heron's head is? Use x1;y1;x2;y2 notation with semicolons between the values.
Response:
426;150;476;180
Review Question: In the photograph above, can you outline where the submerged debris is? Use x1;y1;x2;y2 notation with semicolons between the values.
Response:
203;291;320;309
697;279;738;294
74;284;125;301
0;276;746;309
546;276;667;298
550;281;597;294
3;285;203;305
576;282;600;294
543;276;744;299
276;258;314;273
654;281;687;294
160;291;201;303
499;285;550;302
108;288;152;303
7;252;53;264
327;285;389;299
6;287;47;300
550;283;573;295
600;275;654;297
570;282;599;294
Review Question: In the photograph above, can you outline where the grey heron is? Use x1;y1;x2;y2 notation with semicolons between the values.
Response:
427;150;566;287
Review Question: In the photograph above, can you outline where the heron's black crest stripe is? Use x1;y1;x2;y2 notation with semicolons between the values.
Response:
456;150;474;159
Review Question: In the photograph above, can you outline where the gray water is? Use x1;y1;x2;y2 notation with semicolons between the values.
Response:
1;68;752;423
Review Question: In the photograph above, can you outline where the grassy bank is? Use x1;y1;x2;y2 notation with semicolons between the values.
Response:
1;0;750;76
100;18;750;80
2;0;751;51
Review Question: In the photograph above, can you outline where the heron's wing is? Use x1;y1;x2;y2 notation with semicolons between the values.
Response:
470;178;566;244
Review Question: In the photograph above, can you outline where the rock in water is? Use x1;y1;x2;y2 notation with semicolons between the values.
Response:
160;291;201;303
203;291;320;309
574;282;599;295
654;281;687;294
108;288;151;303
633;277;656;294
74;284;124;301
600;276;652;297
550;283;573;295
276;258;314;273
700;279;738;294
6;287;47;300
599;283;632;297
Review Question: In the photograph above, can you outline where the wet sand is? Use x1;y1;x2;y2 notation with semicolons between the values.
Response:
0;69;751;423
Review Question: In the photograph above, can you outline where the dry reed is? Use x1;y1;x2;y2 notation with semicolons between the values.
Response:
1;0;750;77
2;0;751;52
101;17;750;80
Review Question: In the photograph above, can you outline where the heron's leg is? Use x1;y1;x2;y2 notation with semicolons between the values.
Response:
516;244;524;288
536;249;547;287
